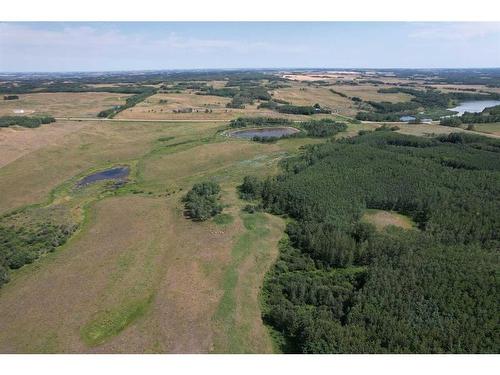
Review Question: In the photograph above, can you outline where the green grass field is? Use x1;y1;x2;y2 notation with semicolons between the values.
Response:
0;117;315;353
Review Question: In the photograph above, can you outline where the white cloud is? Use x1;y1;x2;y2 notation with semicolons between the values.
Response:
409;22;500;41
0;23;306;57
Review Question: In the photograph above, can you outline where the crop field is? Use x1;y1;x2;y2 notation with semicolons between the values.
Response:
272;83;357;115
0;92;132;118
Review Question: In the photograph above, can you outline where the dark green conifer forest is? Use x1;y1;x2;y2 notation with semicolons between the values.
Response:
241;131;500;353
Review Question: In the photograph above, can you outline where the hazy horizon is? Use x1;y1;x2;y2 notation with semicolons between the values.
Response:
1;22;500;72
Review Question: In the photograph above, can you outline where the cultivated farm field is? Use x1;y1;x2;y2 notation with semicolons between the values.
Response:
0;92;132;118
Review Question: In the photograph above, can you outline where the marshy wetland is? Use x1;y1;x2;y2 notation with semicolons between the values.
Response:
77;166;130;187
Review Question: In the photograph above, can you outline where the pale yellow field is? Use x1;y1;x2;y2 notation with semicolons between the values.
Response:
395;123;500;139
0;92;132;118
272;83;357;116
115;91;324;120
0;120;88;168
429;84;500;95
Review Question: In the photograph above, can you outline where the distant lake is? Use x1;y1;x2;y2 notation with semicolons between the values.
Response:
448;100;500;116
229;127;299;139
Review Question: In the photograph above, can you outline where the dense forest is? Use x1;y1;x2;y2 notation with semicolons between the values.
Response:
240;131;500;353
0;115;56;128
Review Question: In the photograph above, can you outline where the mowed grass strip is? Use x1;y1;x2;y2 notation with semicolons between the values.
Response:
80;294;154;347
213;212;284;353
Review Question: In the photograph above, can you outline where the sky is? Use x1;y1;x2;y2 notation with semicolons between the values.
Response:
0;22;499;72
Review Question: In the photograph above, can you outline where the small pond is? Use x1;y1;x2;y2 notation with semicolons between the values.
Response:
77;166;130;187
399;116;432;123
400;116;415;122
447;100;500;116
229;127;299;139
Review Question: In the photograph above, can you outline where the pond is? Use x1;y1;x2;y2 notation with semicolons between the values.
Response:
77;166;130;187
229;127;299;139
399;116;432;123
447;100;500;116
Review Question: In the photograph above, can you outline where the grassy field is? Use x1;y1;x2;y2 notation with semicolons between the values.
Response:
0;115;320;353
115;90;329;121
330;84;413;102
362;209;417;231
0;92;131;118
272;83;357;116
472;122;500;136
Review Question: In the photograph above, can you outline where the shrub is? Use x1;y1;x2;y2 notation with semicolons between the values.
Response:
183;181;223;221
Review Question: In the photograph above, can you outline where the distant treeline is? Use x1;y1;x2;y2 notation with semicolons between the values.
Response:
357;87;500;122
0;82;158;95
384;68;500;87
240;131;500;353
229;117;292;128
97;88;157;118
258;101;331;115
0;116;56;128
196;83;272;108
0;70;283;91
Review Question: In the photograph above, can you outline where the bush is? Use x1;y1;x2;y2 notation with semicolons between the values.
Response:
183;181;223;221
300;119;347;137
0;222;77;288
440;117;462;127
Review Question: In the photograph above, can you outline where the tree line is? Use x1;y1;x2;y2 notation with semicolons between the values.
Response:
97;88;157;118
0;116;55;128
